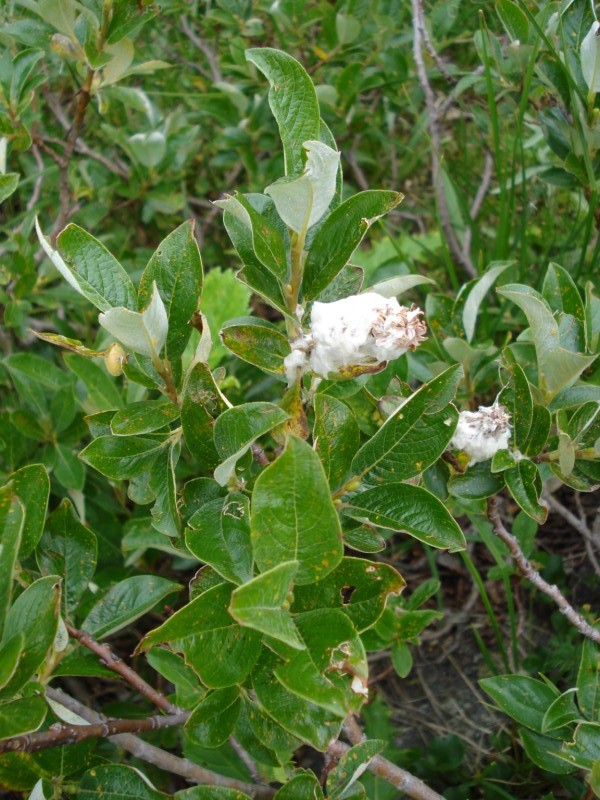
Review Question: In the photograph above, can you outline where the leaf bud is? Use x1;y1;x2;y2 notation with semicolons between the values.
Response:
104;343;127;376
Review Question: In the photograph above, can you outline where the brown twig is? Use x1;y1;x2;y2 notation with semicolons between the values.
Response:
44;89;129;178
410;0;477;279
37;689;276;798
462;150;494;260
180;15;222;83
545;493;600;579
66;623;181;715
251;443;270;466
418;13;455;83
487;497;600;644
327;716;445;800
52;67;96;241
0;708;188;754
26;144;45;212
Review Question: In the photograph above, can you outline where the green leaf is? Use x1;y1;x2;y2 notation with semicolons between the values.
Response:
480;675;559;733
79;766;165;800
519;728;577;775
52;443;86;491
230;561;304;649
251;436;343;584
292;557;405;633
265;140;340;234
581;20;600;91
497;284;597;398
327;739;386;800
1;575;61;696
0;173;19;204
37;500;97;616
214;194;288;283
0;696;47;740
185;687;241;748
0;493;24;640
148;443;181;537
352;404;458;484
314;395;360;489
542;689;581;732
543;263;586;349
500;358;533;448
393;609;443;641
246;47;321;175
561;722;600;769
568;400;600;447
252;653;343;750
221;318;290;375
523;404;551;457
181;363;227;470
5;352;70;415
52;647;116;680
79;435;168;479
496;0;529;42
343;523;385;553
232;701;286;769
140;583;261;689
504;461;548;523
178;788;252;800
138;221;204;363
213;402;290;486
344;484;466;552
273;772;325;799
491;449;517;473
577;636;600;720
106;1;159;43
460;261;512;342
186;493;253;585
146;648;202;704
64;353;124;412
110;398;180;436
82;575;180;639
351;367;461;484
448;460;504;499
222;208;289;316
391;641;413;677
237;696;299;765
368;273;436;299
275;608;367;716
302;191;403;300
99;283;168;359
317;265;364;302
0;634;24;690
45;222;136;311
7;466;50;553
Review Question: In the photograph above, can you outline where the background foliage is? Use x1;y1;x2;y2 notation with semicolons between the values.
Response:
0;0;599;798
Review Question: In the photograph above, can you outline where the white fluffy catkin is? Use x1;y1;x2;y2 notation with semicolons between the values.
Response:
450;403;511;464
284;293;427;382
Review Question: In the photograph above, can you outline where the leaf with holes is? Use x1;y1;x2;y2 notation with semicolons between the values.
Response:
292;557;405;633
186;493;253;585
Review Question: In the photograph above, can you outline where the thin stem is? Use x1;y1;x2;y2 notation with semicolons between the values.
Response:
0;710;188;754
151;354;180;405
487;498;600;644
66;623;181;715
329;716;445;800
51;67;95;241
410;0;477;279
46;688;274;798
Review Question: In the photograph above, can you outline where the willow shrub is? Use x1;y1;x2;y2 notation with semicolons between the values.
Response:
1;44;600;799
